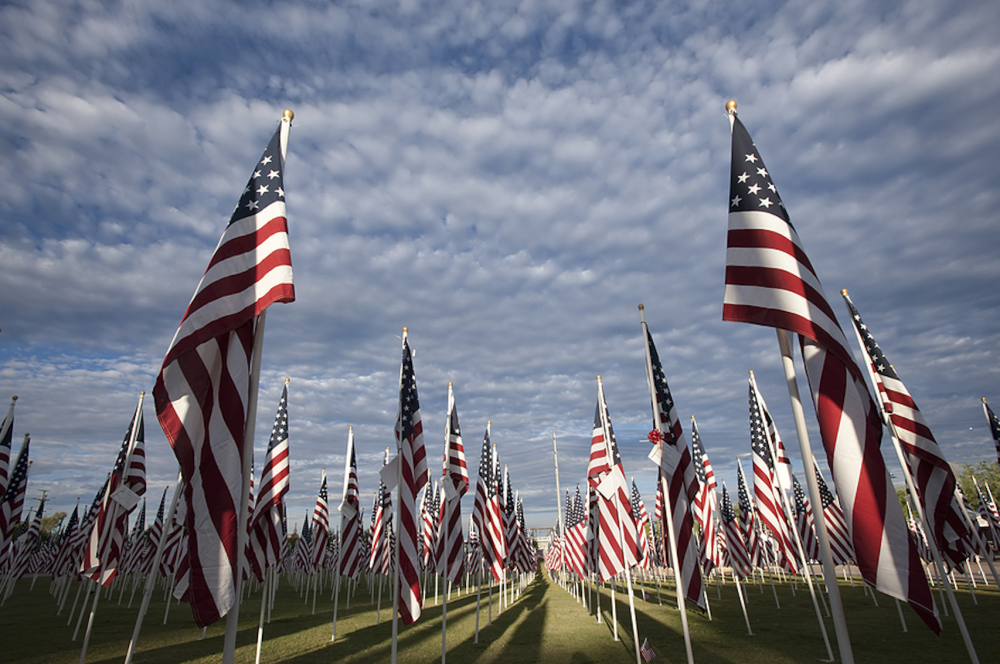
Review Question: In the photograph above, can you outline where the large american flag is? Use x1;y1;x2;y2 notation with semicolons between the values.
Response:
81;399;146;586
436;385;468;584
843;292;970;569
747;377;797;574
0;435;29;554
250;383;291;581
0;397;15;501
984;399;1000;470
472;424;505;582
394;334;428;624
153;118;294;627
640;321;704;610
722;110;938;631
338;428;363;581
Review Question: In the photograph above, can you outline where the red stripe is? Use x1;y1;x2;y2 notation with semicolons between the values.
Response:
726;227;819;282
725;264;840;331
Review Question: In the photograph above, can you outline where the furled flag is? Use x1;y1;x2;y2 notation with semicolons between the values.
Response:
142;488;168;574
690;417;722;574
811;457;854;564
588;378;639;582
640;318;704;609
250;382;291;581
153;117;294;628
0;397;15;501
984;399;1000;470
792;476;820;562
394;332;429;624
472;424;505;582
640;637;656;662
436;386;468;583
722;108;937;631
630;479;652;569
81;399;146;586
311;470;330;571
843;292;971;568
736;461;759;568
748;377;797;574
421;482;438;571
720;481;752;578
0;435;29;554
338;428;363;580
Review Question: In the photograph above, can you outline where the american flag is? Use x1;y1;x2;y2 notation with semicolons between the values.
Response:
422;482;439;571
81;398;146;586
250;383;291;581
736;460;759;568
472;424;506;582
153;118;294;627
436;386;468;583
143;488;168;574
588;378;639;582
720;482;752;578
0;435;29;554
394;332;429;625
338;428;363;581
51;503;80;578
722;110;937;632
792;475;820;561
690;416;722;574
370;452;393;575
0;397;15;501
748;376;797;574
984;399;1000;470
630;479;652;569
8;495;44;581
907;503;932;563
843;292;971;569
811;458;854;564
640;637;656;662
564;485;589;579
973;478;1000;550
640;321;704;609
311;471;330;571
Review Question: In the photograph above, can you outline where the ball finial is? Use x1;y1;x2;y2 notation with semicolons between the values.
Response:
726;100;737;113
283;109;294;121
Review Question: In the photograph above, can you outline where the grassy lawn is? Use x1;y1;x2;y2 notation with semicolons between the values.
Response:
2;568;997;663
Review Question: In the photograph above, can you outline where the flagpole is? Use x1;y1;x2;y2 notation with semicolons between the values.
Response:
638;306;694;664
390;328;407;664
124;470;183;664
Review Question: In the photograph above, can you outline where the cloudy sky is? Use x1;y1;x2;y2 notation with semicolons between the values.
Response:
2;0;998;533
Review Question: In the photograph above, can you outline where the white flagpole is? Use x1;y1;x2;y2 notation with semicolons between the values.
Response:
331;427;353;642
774;328;855;664
638;306;694;664
390;328;408;664
440;383;454;664
124;470;183;664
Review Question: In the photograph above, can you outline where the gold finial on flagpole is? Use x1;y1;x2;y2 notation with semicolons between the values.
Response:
140;390;145;396
726;100;737;113
11;395;16;402
283;109;294;121
983;397;988;403
448;382;452;387
638;304;644;311
285;377;290;385
749;370;754;377
841;288;849;295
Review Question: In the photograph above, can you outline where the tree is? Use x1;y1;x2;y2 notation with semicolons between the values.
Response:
956;461;1000;508
40;511;66;542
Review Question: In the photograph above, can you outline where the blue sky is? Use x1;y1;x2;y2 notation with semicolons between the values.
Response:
2;0;998;531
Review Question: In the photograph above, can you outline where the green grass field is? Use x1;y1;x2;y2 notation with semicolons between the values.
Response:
2;568;997;663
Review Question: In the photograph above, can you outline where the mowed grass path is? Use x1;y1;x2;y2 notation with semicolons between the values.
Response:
3;569;998;663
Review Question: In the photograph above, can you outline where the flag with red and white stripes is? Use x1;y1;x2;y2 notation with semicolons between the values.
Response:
723;111;937;631
564;485;589;579
748;377;797;574
394;334;428;624
844;292;971;568
630;479;652;569
984;400;1000;470
792;475;820;561
338;428;364;581
736;461;759;568
249;384;291;581
690;417;722;573
369;455;393;575
720;481;752;577
81;399;146;586
810;458;854;564
0;397;15;502
0;435;29;555
153;119;294;627
588;378;639;582
311;470;330;571
472;424;506;582
436;387;468;584
640;322;704;609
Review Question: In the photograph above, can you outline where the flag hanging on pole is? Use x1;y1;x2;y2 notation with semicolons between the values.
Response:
394;332;428;625
472;424;505;582
338;428;363;581
722;109;938;632
311;471;330;571
437;385;469;584
370;450;393;575
249;382;291;581
639;319;704;609
810;457;854;564
153;117;294;628
690;417;722;573
792;475;820;562
843;292;971;569
984;399;1000;470
720;481;752;578
0;397;16;502
736;460;759;568
747;377;797;574
0;435;29;555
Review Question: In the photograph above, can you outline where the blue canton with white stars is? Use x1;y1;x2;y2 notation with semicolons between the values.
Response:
230;125;285;226
729;115;790;225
